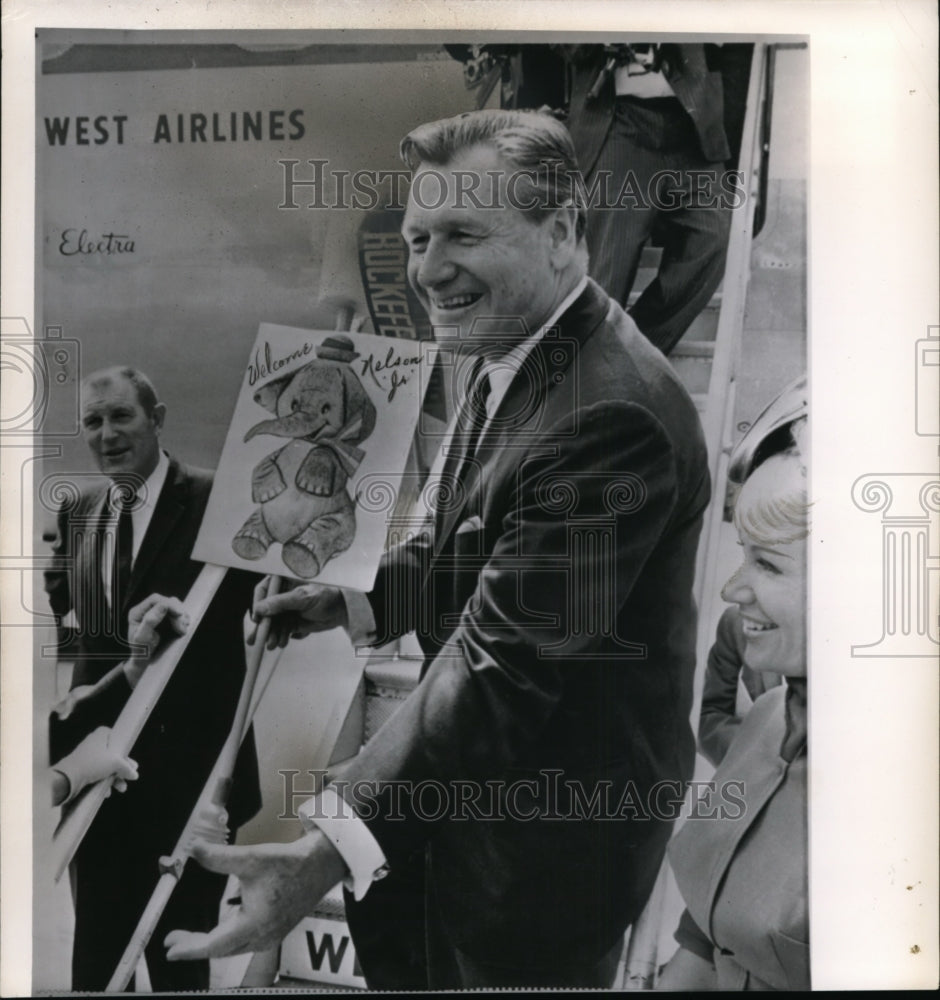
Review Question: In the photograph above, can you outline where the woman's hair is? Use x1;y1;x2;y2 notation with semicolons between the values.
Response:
733;417;810;545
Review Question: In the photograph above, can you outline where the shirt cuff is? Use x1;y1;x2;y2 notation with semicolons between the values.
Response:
298;788;389;901
342;589;378;648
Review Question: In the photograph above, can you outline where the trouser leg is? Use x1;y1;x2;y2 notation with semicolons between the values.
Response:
70;819;225;990
451;936;623;989
629;168;731;354
582;96;732;355
424;870;624;989
144;861;227;990
342;849;428;990
582;105;657;306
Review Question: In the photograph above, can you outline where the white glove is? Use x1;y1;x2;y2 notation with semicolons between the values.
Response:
53;726;138;804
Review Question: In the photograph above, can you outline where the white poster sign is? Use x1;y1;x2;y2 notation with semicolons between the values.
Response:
195;324;437;589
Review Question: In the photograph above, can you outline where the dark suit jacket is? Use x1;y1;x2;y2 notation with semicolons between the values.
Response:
565;43;732;176
45;455;261;847
334;280;710;968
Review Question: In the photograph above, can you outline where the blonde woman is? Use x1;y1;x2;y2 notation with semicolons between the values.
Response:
660;385;809;991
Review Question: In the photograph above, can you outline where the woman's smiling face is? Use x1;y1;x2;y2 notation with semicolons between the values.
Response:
721;454;808;677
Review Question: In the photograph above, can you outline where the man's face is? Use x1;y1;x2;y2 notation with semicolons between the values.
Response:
402;143;571;350
80;376;164;480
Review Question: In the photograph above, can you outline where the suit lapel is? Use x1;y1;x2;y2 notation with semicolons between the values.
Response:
432;280;610;558
124;457;190;611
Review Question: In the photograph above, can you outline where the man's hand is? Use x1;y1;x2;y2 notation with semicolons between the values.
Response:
186;803;230;848
163;830;347;960
124;594;191;687
248;576;348;651
53;683;101;721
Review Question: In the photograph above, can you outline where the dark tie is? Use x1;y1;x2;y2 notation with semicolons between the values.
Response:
109;485;136;641
439;359;492;509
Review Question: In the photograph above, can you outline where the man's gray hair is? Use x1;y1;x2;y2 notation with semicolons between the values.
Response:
82;366;160;417
400;109;587;240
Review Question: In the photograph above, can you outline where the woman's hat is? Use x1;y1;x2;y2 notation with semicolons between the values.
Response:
728;374;808;485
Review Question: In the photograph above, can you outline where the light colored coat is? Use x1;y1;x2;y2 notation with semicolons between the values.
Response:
668;685;809;990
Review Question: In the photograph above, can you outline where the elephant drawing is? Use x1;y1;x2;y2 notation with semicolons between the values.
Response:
232;335;377;579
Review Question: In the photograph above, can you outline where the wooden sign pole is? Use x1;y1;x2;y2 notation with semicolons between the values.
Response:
105;577;282;993
51;562;228;882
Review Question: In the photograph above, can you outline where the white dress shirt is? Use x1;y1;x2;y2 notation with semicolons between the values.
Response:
614;53;676;99
306;277;589;895
100;449;170;608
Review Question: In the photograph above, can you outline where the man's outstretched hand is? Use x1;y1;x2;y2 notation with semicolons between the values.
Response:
248;576;348;650
163;830;347;960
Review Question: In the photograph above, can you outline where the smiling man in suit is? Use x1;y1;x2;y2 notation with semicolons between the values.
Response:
44;366;260;991
164;109;710;988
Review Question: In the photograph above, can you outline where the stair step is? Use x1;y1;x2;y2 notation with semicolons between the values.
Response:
677;305;720;344
671;340;716;359
364;655;421;741
365;656;422;689
626;270;657;304
397;630;425;660
626;292;722;345
671;353;713;396
639;244;663;268
626;285;722;307
312;883;348;921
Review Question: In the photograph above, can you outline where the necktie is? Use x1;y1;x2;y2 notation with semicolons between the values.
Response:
440;359;492;506
109;485;135;641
